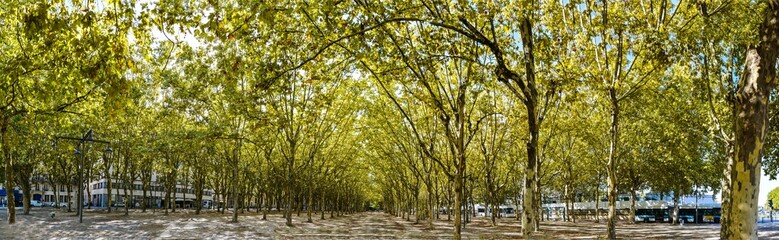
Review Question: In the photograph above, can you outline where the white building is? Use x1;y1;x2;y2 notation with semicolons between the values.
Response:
87;177;215;209
28;174;214;209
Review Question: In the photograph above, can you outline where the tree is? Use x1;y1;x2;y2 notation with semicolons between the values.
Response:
724;2;779;239
768;187;779;212
572;0;679;237
0;0;146;223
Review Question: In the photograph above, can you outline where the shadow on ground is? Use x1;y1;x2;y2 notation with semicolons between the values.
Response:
1;209;778;239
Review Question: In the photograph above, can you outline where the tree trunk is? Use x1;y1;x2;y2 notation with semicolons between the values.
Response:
453;171;463;240
564;183;570;222
2;118;16;224
285;141;296;226
595;175;600;222
336;191;341;217
630;187;637;224
414;189;420;224
720;143;734;237
606;89;620;240
535;171;542;228
164;179;171;215
196;177;203;215
264;192;271;220
297;192;303;217
434;181;440;220
67;184;73;212
141;172;149;212
491;202;497;226
53;184;59;209
427;182;434;229
22;182;31;215
232;148;239;223
172;178;177;213
521;101;540;236
124;182;130;216
307;183;314;223
256;189;262;214
673;192;680;225
723;3;779;240
320;190;326;220
726;45;776;237
514;194;521;222
331;194;335;218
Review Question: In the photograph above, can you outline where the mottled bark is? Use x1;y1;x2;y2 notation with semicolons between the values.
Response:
720;145;734;237
453;171;463;240
724;3;779;239
518;16;540;236
606;88;620;239
673;192;680;225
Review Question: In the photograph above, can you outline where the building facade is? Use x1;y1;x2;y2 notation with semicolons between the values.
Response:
25;174;214;209
87;178;214;209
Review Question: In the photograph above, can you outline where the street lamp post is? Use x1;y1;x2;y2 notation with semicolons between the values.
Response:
55;128;111;223
103;146;112;212
74;148;83;223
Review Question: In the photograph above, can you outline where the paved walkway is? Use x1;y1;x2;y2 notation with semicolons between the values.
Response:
1;208;778;239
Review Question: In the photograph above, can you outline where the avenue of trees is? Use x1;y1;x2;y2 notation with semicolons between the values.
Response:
1;1;779;240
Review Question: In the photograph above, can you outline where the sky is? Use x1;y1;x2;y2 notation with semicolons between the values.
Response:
760;168;779;206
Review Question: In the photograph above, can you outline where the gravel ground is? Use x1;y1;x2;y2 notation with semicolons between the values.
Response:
1;208;778;239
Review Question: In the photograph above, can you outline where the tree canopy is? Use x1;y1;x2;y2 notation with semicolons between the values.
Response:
2;1;779;240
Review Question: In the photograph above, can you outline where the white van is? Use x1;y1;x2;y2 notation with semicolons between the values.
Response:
31;200;44;207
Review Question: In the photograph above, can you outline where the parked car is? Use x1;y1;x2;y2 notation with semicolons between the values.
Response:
679;214;695;223
31;200;44;207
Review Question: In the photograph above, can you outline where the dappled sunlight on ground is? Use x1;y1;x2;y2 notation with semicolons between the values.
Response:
2;208;779;239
